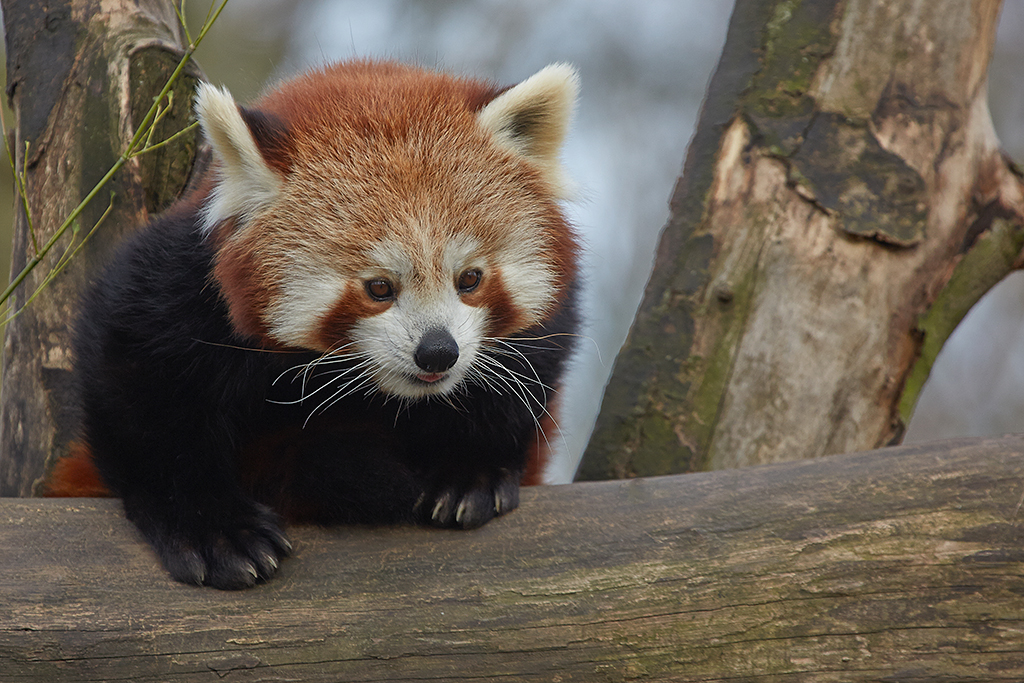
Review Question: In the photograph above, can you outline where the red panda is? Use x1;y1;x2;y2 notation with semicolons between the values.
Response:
53;60;581;589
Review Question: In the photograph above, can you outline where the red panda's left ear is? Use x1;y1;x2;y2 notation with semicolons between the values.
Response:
477;63;579;198
194;82;287;233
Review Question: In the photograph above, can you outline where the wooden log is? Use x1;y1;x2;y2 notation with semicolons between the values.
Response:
3;436;1024;681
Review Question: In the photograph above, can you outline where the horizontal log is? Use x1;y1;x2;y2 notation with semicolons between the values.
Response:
3;436;1024;682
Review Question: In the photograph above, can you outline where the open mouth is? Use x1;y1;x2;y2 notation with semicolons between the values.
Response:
414;372;446;384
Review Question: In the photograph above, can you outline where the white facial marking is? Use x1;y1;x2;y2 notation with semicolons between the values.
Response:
366;241;414;283
495;227;555;324
351;290;488;399
268;263;348;348
443;235;483;275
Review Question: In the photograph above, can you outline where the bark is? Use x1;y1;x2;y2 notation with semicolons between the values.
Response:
579;0;1024;480
2;7;1022;679
3;436;1024;681
0;0;202;495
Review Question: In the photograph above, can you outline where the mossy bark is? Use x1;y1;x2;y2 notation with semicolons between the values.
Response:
0;0;202;495
579;0;1024;480
3;437;1024;681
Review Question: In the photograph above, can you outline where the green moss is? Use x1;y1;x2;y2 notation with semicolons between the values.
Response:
899;218;1024;422
630;413;692;477
684;215;768;468
744;0;840;122
129;46;201;215
75;46;128;252
579;233;710;480
789;114;927;246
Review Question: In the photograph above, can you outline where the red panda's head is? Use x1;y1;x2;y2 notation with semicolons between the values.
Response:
195;61;579;399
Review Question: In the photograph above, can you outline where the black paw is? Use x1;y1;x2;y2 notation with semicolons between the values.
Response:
131;502;292;590
416;468;520;529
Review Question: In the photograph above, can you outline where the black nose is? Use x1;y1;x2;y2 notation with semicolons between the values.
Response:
414;328;459;373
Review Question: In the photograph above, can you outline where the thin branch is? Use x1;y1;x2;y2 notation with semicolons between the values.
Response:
0;107;38;256
135;119;199;157
0;0;229;310
0;194;116;327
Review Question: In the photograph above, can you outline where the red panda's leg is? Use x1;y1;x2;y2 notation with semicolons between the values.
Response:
404;387;541;529
89;407;293;590
73;211;294;590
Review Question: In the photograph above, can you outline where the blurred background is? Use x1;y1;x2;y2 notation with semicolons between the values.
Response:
3;1;1024;482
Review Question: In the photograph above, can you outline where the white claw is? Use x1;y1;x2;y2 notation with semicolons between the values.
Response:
455;499;468;524
432;495;449;521
264;553;279;571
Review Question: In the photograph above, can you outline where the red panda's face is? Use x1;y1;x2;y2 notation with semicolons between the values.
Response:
198;61;578;400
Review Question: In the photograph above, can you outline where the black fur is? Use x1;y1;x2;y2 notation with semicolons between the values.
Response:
73;202;578;589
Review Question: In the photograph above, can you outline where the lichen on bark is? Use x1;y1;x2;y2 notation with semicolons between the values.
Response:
579;0;1022;480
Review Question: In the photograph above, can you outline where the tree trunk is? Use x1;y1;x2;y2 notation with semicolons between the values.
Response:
2;5;1023;680
3;436;1024;681
0;0;202;495
579;0;1024;480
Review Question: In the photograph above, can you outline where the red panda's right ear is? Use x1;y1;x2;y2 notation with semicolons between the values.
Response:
194;82;288;233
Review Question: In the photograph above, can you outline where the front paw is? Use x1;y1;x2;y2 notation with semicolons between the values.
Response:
130;502;292;590
417;468;520;529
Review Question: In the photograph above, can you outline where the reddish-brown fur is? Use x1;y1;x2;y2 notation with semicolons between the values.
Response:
314;284;391;351
209;221;277;342
47;61;578;498
44;442;112;498
212;61;577;352
520;406;561;487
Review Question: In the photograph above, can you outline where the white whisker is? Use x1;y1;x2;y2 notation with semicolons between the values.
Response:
307;374;380;425
466;338;570;463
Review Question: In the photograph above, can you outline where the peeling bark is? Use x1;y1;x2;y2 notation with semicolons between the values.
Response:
579;0;1024;480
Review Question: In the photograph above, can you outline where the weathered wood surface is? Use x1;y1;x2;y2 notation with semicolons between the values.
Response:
580;0;1024;479
3;436;1024;681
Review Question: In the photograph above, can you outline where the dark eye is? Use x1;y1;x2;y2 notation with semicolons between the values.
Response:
366;278;395;301
457;269;482;293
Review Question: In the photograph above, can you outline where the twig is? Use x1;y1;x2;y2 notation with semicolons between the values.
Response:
0;0;229;310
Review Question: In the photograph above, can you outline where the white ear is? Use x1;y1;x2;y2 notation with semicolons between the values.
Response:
194;82;283;233
477;63;579;198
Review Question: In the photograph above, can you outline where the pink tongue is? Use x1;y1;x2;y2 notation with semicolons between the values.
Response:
417;373;444;383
